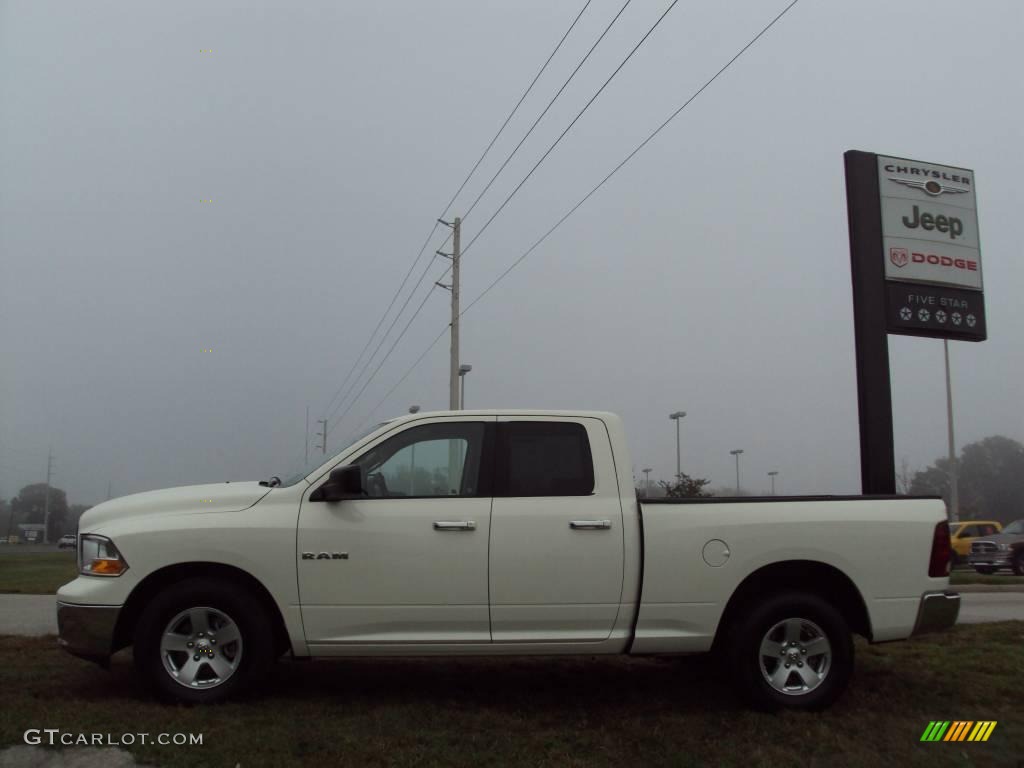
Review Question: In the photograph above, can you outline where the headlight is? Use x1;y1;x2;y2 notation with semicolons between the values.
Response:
997;543;1009;551
78;534;129;577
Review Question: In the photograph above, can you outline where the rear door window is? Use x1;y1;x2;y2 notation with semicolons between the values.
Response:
497;421;595;496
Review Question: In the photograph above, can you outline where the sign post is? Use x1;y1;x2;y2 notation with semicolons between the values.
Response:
844;150;986;496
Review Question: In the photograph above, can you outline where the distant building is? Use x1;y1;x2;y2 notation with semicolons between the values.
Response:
16;524;46;543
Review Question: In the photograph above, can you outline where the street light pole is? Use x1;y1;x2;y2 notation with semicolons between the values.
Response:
768;470;779;496
408;406;420;496
642;468;652;497
944;340;959;522
669;411;686;481
458;364;472;410
730;449;744;495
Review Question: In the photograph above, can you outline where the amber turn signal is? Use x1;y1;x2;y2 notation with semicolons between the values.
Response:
87;558;126;576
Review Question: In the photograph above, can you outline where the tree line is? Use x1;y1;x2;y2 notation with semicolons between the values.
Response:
636;434;1024;519
0;484;90;542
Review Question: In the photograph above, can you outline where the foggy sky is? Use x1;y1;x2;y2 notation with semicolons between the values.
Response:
2;0;1022;505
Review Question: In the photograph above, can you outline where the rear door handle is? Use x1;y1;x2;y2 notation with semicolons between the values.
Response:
433;521;476;531
570;520;612;530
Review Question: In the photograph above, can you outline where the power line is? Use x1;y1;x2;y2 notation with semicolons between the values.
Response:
438;0;595;220
460;0;681;258
462;0;802;315
328;269;450;435
323;252;449;428
459;0;635;225
319;1;595;426
356;325;450;434
353;0;802;424
328;0;662;428
319;221;441;422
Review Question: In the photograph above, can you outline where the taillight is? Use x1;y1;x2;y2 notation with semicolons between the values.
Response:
928;521;951;577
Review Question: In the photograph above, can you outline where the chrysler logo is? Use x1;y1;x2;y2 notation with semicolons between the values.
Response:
888;177;968;197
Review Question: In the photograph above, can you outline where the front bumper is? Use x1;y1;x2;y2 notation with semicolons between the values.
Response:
56;601;121;666
911;591;960;636
968;552;1011;568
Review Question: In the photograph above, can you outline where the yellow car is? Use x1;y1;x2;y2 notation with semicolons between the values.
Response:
949;520;1002;564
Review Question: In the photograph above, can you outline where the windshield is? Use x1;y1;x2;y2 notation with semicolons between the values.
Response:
276;421;391;488
1001;520;1024;536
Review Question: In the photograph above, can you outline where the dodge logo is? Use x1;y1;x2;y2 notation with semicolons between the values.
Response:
890;247;909;268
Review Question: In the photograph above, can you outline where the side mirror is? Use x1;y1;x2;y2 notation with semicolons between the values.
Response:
311;465;364;502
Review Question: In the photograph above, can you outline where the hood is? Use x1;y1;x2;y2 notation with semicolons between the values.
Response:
80;482;272;532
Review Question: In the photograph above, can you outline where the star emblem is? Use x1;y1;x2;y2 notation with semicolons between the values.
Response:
887;177;969;197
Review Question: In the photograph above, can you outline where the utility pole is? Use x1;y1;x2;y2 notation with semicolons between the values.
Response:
438;216;462;491
316;419;328;455
42;449;53;544
436;218;462;410
944;340;959;522
449;217;461;410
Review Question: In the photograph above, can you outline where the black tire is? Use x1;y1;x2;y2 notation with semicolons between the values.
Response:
975;566;997;575
133;578;273;704
727;591;853;712
1012;551;1024;577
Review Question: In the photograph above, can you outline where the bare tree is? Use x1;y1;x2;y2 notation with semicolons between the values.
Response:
896;457;914;495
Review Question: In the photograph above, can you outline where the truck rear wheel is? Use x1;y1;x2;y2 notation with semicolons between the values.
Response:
728;591;853;711
1013;551;1024;577
133;578;273;704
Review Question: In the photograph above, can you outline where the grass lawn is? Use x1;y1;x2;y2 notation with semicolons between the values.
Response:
950;571;1024;586
0;622;1021;768
0;551;77;594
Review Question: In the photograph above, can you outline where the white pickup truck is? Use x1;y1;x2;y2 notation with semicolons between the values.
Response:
57;410;959;710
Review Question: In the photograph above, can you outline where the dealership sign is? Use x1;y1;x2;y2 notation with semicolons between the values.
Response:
869;155;987;341
878;156;983;293
843;150;988;495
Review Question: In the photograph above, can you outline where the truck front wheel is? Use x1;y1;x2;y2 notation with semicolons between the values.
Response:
133;578;273;704
728;591;853;711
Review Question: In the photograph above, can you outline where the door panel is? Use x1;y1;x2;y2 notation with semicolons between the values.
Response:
298;417;494;645
488;417;625;642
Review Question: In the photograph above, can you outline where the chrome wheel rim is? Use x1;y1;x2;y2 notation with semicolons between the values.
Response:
759;617;831;696
160;606;243;689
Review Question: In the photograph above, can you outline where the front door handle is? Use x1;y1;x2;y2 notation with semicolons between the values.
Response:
570;520;612;530
433;521;476;531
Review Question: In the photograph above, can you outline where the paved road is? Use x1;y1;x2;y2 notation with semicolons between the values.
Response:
955;592;1024;624
2;594;58;635
2;592;1022;638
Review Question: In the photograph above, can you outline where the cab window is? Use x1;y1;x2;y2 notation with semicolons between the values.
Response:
497;421;595;496
351;422;487;498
